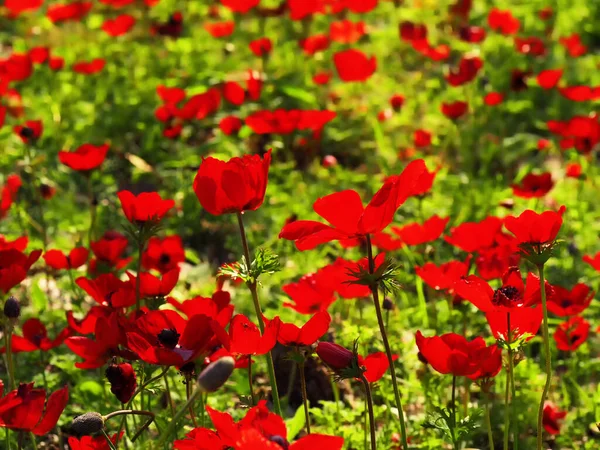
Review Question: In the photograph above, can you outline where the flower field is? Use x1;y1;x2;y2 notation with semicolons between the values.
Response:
1;0;600;449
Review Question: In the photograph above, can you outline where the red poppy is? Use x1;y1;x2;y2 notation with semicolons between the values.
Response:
583;251;600;271
245;110;336;134
167;291;233;320
268;311;330;347
484;92;504;106
399;21;427;42
5;0;43;16
142;235;185;274
157;85;186;104
318;256;377;299
43;247;88;271
300;35;330;55
47;1;92;23
412;40;451;61
117;190;174;224
279;160;429;250
554;316;589;351
511;172;554;198
0;383;68;435
538;7;553;20
68;432;123;450
486;305;542;342
1;54;33;84
193;150;271;216
488;8;520;35
459;26;486;43
220;0;259;13
542;402;567;435
445;216;503;252
358;352;398;383
176;88;221;121
466;343;502;381
330;20;366;44
28;47;49;65
415;331;485;376
416;259;469;293
0;248;42;294
222;81;245;106
102;14;136;37
90;231;130;270
390;94;404;111
559;34;586;57
547;115;600;154
125;310;214;367
249;38;273;57
127;269;179;298
344;0;378;13
282;271;336;314
475;242;520;281
13;120;43;144
413;129;432;147
72;59;106;75
58;143;109;172
288;0;325;20
0;236;28;252
204;21;235;38
76;273;136;308
514;37;546;56
333;49;376;83
105;362;137;403
565;162;582;179
150;12;183;38
2;318;70;353
219;116;243;135
213;314;280;356
504;208;564;246
547;283;593;317
49;57;65;71
246;70;263;100
441;101;468;119
537;69;563;89
66;306;110;335
446;56;483;86
454;266;551;312
559;85;598;102
391;215;449;246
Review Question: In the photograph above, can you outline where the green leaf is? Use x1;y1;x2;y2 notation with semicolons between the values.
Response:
79;380;104;397
286;405;306;440
30;282;47;313
279;86;316;105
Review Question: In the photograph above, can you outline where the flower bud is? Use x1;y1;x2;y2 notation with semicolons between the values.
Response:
316;342;353;370
3;296;21;319
71;412;104;435
105;362;137;404
382;297;394;311
197;356;235;393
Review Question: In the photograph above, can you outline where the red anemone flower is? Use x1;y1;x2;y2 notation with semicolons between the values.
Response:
0;248;42;294
300;35;330;55
150;12;183;38
358;352;398;383
441;101;468;119
554;316;589;351
542;403;567;435
390;215;449;246
583;251;600;271
279;160;429;250
219;116;243;135
193;150;271;216
59;144;109;171
484;92;504;106
72;59;105;75
142;235;185;274
212;314;280;356
333;49;376;83
267;311;330;347
222;81;245;106
204;21;235;38
415;258;470;293
444;216;503;252
511;172;554;198
329;20;366;44
504;208;564;246
13;120;43;144
249;38;273;57
68;433;123;450
117;191;175;224
47;1;92;23
559;34;586;57
537;69;563;89
102;14;135;37
446;56;483;86
90;231;130;270
547;283;594;317
399;21;427;42
415;331;486;377
0;383;68;435
3;319;71;353
413;129;432;147
76;273;136;308
486;305;542;342
488;8;520;35
105;362;137;403
220;0;260;14
127;269;179;298
167;291;232;319
466;343;503;381
43;247;89;271
6;0;44;16
282;271;336;314
0;236;28;252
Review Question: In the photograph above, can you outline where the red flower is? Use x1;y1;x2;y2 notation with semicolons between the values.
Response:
441;101;468;119
488;8;520;35
446;56;483;86
220;0;259;13
213;314;280;356
504;208;564;246
150;12;183;38
1;54;33;84
269;311;330;347
329;20;366;44
245;110;336;134
515;37;546;56
333;49;376;82
583;251;600;271
0;236;28;252
510;69;531;92
559;85;597;102
47;2;92;23
1;176;22;220
486;305;542;342
318;256;375;299
399;21;427;42
102;14;136;37
459;26;486;43
58;143;109;171
415;331;485;376
117;190;174;224
536;69;563;89
43;247;88;271
282;271;336;314
204;21;235;38
142;235;185;274
554;316;589;351
68;433;123;450
565;162;582;179
127;269;179;298
3;318;70;353
416;259;469;293
484;92;504;106
76;273;136;308
391;215;449;246
168;291;233;319
559;34;586;57
49;57;65;71
13;120;43;144
445;216;503;252
300;34;330;55
413;129;431;147
288;0;325;20
157;85;186;104
316;342;354;370
246;70;262;100
390;94;404;111
411;40;450;61
279;160;429;250
344;0;378;13
193;150;271;216
466;343;502;381
72;58;105;75
0;248;42;294
0;383;68;435
249;38;273;57
90;231;130;270
5;0;43;16
222;81;245;106
511;172;554;198
28;47;49;65
219;116;243;135
358;352;397;383
105;362;137;403
542;403;567;435
547;283;593;317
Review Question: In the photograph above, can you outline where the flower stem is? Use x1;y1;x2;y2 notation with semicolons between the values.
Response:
359;374;377;450
104;410;155;443
163;372;174;416
508;314;518;450
248;357;256;406
451;375;458;450
485;392;495;450
536;264;551;450
299;358;311;434
101;429;117;450
236;212;282;416
185;381;198;427
5;323;15;390
504;313;512;450
365;235;408;448
157;386;201;446
5;428;11;450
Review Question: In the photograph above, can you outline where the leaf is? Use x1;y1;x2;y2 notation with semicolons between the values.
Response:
30;282;47;313
286;405;306;440
79;380;103;397
279;86;316;105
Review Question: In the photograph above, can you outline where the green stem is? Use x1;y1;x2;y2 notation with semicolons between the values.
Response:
359;374;377;450
157;387;202;446
248;357;256;406
5;428;10;450
186;381;198;428
451;375;458;450
236;212;282;416
365;235;408;448
485;392;495;450
299;358;311;434
503;357;510;450
536;264;551;450
104;410;155;443
163;372;174;416
5;324;15;390
101;429;118;450
28;433;36;450
508;313;518;450
199;392;206;428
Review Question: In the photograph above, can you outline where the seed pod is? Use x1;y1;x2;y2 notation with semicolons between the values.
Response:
197;356;235;393
3;296;21;319
71;412;104;436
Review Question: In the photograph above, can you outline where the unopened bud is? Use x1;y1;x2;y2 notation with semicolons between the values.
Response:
3;296;21;319
316;342;353;370
382;298;394;311
197;356;235;393
71;412;104;435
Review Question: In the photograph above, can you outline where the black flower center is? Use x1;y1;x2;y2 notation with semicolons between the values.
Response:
159;253;171;266
492;286;521;307
19;127;35;139
560;298;572;308
157;328;180;349
269;435;289;449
